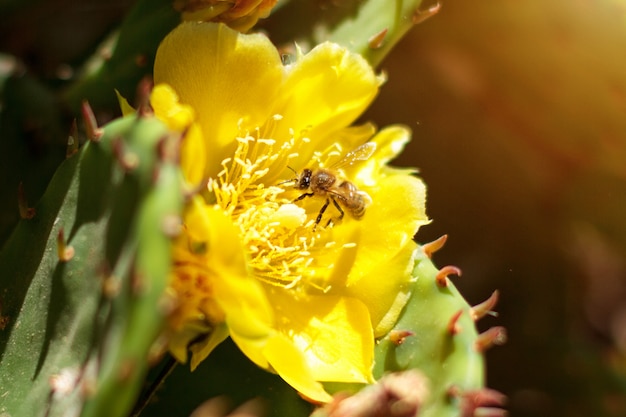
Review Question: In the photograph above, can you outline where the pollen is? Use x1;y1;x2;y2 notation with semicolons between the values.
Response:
270;204;307;229
210;133;336;291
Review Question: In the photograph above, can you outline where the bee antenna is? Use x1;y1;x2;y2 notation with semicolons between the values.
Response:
277;166;298;186
277;179;294;186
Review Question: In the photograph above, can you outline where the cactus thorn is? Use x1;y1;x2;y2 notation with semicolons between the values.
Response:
471;290;500;321
57;228;75;262
368;28;388;49
17;182;36;219
112;137;140;171
422;234;448;258
448;387;507;417
320;371;428;417
81;101;103;142
447;309;464;335
412;2;441;25
136;76;154;117
475;326;507;352
389;329;415;345
67;119;79;158
435;265;462;287
157;133;182;165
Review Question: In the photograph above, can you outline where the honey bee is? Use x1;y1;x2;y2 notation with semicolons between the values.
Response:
285;142;376;227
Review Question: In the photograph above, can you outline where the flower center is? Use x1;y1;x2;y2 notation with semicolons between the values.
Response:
208;125;339;292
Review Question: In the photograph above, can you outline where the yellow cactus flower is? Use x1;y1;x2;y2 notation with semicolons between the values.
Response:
174;0;277;32
153;22;429;402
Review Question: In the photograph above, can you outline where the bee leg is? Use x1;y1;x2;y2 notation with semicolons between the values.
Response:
331;198;344;221
314;198;331;230
294;192;315;202
325;198;344;228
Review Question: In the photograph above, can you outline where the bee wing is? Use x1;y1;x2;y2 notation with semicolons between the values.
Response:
332;142;376;169
357;190;373;207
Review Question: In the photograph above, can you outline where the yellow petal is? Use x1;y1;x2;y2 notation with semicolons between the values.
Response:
266;287;374;383
344;127;428;285
195;201;274;338
154;22;284;179
346;241;417;337
351;125;415;185
168;319;213;363
151;84;206;185
180;196;273;344
264;333;333;403
190;323;230;370
274;42;380;157
115;90;135;116
230;331;270;370
179;123;207;186
338;174;426;331
151;84;196;131
321;127;427;336
355;174;428;269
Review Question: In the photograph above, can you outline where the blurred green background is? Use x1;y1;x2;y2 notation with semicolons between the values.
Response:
2;0;626;416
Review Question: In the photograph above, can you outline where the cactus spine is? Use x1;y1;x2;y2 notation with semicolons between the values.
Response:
0;107;183;417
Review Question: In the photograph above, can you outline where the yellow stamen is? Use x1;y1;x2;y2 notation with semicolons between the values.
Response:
210;130;342;292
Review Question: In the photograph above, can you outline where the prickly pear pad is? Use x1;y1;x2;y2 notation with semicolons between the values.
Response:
0;114;183;417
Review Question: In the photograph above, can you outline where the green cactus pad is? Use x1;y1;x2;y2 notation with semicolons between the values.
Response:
0;112;183;417
373;245;485;417
264;0;437;68
318;240;503;417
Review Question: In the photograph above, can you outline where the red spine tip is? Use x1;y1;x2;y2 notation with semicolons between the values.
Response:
436;265;462;287
447;309;464;335
471;290;500;321
368;28;388;49
422;234;448;258
475;326;507;352
389;330;415;345
448;386;507;417
57;228;75;262
412;2;441;25
136;77;154;117
81;101;102;142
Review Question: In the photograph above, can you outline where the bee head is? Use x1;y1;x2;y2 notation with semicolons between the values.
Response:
278;166;309;189
297;169;312;190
